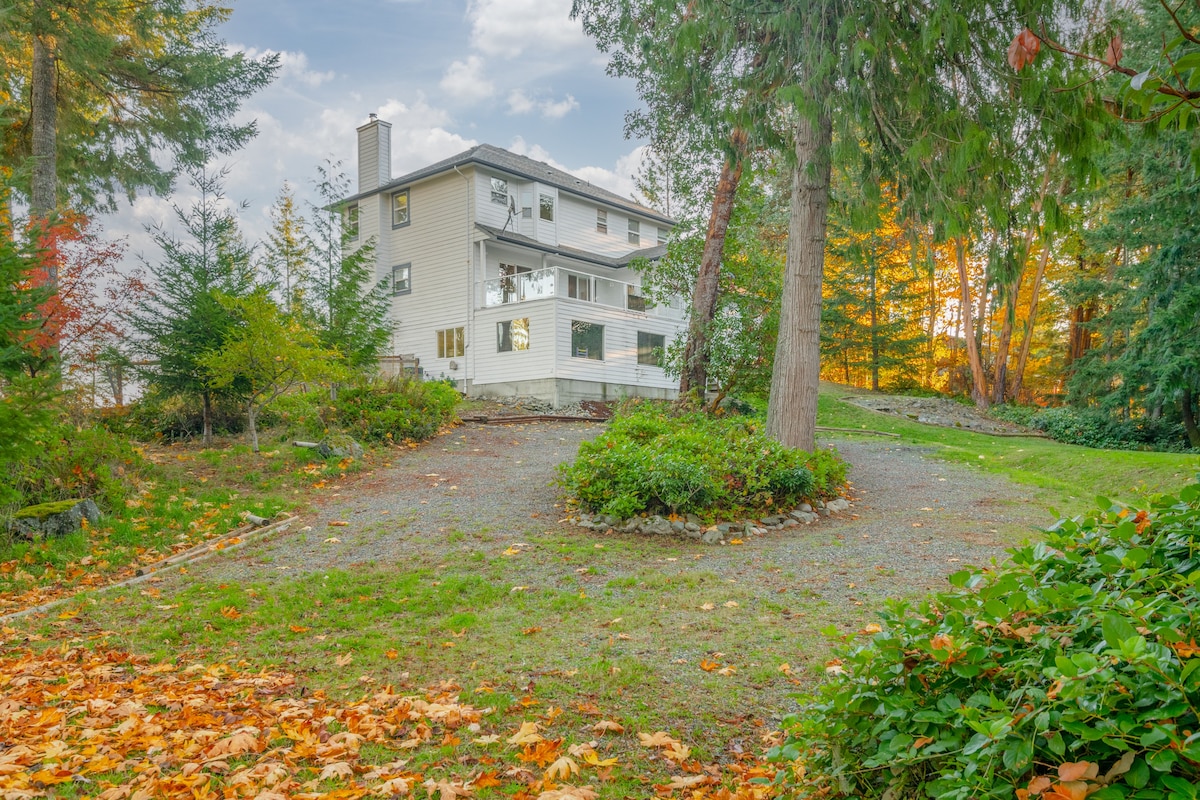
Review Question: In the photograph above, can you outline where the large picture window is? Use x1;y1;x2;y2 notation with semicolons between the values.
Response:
437;327;464;358
392;190;410;227
637;331;665;366
497;318;530;352
571;321;603;361
392;263;411;295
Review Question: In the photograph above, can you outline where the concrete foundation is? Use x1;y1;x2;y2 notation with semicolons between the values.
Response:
468;378;676;405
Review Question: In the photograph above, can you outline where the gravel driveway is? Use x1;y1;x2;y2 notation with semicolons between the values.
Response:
207;422;1051;604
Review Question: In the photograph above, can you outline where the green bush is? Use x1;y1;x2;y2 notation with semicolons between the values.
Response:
3;423;149;512
770;485;1200;799
118;392;248;441
332;376;460;444
558;401;846;519
258;390;334;441
991;404;1195;453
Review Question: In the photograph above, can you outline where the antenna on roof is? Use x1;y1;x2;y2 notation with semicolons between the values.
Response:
502;194;517;233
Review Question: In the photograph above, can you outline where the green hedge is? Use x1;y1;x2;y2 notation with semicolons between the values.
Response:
558;401;847;520
330;376;460;444
771;484;1200;799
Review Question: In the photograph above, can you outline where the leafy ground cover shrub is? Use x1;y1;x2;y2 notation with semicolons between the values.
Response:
118;392;249;441
559;400;847;519
331;376;460;444
3;423;150;511
770;484;1200;799
990;404;1195;453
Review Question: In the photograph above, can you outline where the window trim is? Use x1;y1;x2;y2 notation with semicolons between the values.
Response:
539;193;555;222
392;189;410;228
637;331;666;367
392;263;412;296
570;320;604;361
628;219;640;246
657;226;668;245
437;326;465;359
596;209;608;234
490;177;508;205
347;203;359;240
496;318;530;353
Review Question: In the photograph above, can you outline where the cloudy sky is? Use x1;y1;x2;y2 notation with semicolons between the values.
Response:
111;0;648;255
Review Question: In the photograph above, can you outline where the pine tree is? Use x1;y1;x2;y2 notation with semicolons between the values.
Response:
306;161;391;378
263;181;312;318
128;167;255;445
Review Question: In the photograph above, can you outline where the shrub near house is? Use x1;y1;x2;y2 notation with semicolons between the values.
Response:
559;401;846;521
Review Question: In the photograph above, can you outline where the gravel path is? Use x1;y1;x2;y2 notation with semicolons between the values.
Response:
205;423;1052;604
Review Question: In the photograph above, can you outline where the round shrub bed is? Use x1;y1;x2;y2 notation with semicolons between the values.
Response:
769;484;1200;799
557;401;847;521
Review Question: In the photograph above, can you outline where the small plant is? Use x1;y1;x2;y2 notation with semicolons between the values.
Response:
559;400;846;519
332;376;460;444
770;484;1200;799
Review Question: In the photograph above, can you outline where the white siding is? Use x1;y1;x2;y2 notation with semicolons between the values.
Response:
475;170;513;230
378;170;474;379
554;302;681;391
472;302;557;385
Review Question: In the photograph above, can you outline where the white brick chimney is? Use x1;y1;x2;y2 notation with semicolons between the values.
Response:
357;114;392;193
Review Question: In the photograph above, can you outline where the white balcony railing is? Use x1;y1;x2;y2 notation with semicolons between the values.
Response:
480;266;685;321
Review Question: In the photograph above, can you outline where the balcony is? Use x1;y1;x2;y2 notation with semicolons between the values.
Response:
480;266;685;321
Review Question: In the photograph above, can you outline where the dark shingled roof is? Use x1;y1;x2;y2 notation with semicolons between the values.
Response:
476;224;667;270
346;143;674;226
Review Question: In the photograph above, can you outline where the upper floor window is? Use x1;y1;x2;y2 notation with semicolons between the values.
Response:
539;193;555;222
392;263;411;295
392;190;410;227
490;177;508;205
596;209;608;234
628;219;640;246
346;203;359;239
657;227;668;245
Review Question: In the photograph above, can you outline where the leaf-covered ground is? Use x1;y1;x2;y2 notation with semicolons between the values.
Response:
0;636;775;799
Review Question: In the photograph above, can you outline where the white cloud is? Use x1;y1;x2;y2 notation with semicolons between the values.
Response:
439;55;495;103
467;0;588;59
507;89;579;120
231;45;336;88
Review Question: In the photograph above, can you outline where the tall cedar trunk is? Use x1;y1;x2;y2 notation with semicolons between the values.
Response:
766;112;832;451
1181;388;1200;449
1066;302;1094;367
202;390;213;446
31;30;57;226
955;238;990;408
679;129;748;397
869;254;879;391
1010;242;1052;402
992;291;1017;405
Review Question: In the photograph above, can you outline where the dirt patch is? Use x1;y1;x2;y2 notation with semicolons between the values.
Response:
843;394;1037;435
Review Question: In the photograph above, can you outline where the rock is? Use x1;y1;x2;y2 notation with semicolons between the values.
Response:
782;519;798;528
684;522;701;532
818;507;830;517
316;435;364;460
701;528;723;544
815;500;826;509
717;522;736;534
10;498;101;541
643;516;673;535
797;503;814;513
686;513;702;525
686;528;703;539
827;498;851;513
761;515;783;526
797;512;818;524
671;520;686;533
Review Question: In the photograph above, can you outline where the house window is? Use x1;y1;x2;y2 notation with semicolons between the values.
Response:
596;209;608;234
392;263;411;295
539;193;555;222
567;273;592;302
499;263;531;303
392;190;410;227
638;331;665;366
657;227;668;245
490;177;508;205
497;318;530;352
346;204;359;240
522;206;532;219
437;327;464;358
628;219;640;245
626;285;647;312
571;321;603;360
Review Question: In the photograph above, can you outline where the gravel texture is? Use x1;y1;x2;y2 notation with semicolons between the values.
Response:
198;422;1053;605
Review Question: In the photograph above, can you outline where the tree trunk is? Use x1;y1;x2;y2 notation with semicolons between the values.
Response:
766;111;832;451
202;390;213;446
1010;242;1052;402
31;29;57;225
679;129;748;398
1182;388;1200;449
868;253;879;392
248;402;260;453
1066;302;1094;368
992;290;1017;405
955;238;989;408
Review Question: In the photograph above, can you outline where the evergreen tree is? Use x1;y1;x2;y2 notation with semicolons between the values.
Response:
5;0;278;219
128;167;255;445
307;161;391;377
262;181;312;318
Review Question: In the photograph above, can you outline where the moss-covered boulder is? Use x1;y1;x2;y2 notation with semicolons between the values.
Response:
9;498;101;540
